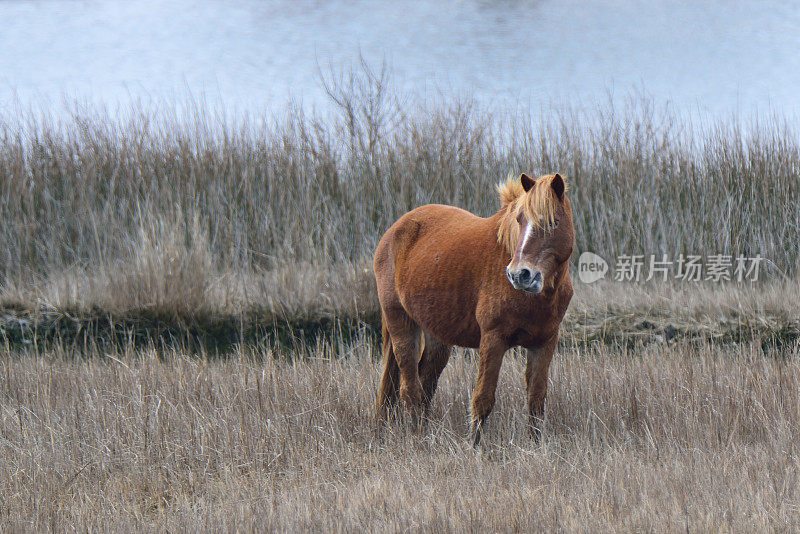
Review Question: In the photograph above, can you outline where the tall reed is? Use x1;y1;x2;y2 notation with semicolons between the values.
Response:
1;67;798;316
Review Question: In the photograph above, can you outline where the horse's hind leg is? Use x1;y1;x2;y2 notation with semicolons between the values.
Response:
418;332;452;413
382;307;424;425
376;313;400;421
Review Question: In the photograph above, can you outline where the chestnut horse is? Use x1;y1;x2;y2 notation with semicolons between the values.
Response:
374;173;574;444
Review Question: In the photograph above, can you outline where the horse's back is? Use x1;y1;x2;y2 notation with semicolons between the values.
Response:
374;204;481;283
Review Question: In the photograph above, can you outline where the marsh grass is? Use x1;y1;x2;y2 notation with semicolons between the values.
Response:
1;67;799;335
1;339;799;531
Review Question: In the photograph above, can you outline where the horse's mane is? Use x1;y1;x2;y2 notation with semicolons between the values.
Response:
496;173;566;255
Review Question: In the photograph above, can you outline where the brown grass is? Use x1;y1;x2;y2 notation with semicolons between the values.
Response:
1;67;799;531
1;67;799;326
1;339;799;531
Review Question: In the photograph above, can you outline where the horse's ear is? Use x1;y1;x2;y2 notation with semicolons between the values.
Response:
551;173;565;200
520;173;535;192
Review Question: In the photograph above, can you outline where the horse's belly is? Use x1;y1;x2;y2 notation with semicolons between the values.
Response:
512;325;557;349
399;286;482;348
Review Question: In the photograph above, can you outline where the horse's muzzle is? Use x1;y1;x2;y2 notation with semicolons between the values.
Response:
506;266;543;294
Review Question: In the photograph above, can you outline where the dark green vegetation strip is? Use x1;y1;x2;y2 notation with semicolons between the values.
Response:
3;306;797;355
0;305;381;354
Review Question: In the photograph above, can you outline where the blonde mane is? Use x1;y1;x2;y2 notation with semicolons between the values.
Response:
496;173;566;255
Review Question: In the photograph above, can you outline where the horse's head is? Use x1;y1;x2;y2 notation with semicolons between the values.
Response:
502;173;574;294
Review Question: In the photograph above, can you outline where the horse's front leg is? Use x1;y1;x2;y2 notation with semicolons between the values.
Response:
525;334;558;441
470;333;509;446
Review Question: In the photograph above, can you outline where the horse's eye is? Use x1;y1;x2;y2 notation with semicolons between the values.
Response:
549;219;559;229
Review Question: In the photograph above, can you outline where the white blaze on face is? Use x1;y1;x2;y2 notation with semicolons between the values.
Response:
518;220;535;256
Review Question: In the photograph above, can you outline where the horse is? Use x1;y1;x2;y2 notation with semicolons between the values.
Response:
373;173;574;444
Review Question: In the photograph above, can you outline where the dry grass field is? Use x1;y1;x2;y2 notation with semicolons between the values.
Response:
1;339;799;531
2;72;800;531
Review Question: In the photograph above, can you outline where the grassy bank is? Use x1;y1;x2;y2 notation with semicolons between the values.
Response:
1;339;798;530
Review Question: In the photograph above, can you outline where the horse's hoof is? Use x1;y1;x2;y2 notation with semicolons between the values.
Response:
409;413;421;433
470;419;484;447
529;416;545;444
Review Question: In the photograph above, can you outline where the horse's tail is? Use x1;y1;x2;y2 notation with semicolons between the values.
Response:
376;312;400;421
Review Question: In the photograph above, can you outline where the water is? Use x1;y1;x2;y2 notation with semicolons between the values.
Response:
1;0;799;119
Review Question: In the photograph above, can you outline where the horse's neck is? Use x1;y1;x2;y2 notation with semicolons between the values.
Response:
485;208;513;261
